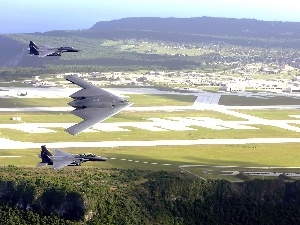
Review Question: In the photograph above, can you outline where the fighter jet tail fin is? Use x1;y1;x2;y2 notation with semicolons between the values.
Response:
29;41;39;55
41;145;52;156
40;145;52;163
29;41;38;49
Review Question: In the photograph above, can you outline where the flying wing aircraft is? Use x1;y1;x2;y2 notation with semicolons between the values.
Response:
37;145;108;169
65;75;133;135
28;41;80;57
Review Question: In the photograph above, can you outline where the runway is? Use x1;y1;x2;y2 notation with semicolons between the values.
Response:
0;104;300;112
1;87;300;150
1;137;300;149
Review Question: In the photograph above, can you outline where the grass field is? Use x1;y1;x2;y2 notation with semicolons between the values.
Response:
0;94;197;107
0;92;299;178
0;98;70;108
0;109;300;142
0;81;33;87
3;106;300;143
234;109;300;120
0;124;299;143
0;110;242;123
0;143;299;169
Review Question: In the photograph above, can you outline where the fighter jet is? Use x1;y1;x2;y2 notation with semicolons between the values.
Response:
65;75;133;135
37;145;108;169
28;41;80;57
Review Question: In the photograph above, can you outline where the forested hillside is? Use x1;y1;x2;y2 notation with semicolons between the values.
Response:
1;16;300;76
0;166;299;224
91;17;300;38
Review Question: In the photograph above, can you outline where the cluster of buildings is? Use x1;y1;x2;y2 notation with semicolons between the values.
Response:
23;63;300;94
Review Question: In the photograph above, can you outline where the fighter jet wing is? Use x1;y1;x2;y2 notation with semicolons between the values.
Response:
38;49;57;57
36;162;48;168
65;106;131;135
53;149;73;156
52;160;75;169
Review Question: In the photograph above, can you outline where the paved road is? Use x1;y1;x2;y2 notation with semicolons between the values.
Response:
1;104;300;112
1;137;300;149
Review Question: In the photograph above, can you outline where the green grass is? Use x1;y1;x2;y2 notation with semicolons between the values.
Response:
136;43;207;56
0;98;70;108
198;86;220;92
0;94;196;108
0;110;242;124
0;82;33;87
0;124;299;143
0;143;299;169
0;112;80;123
219;95;300;106
0;92;300;176
234;110;300;120
127;94;197;106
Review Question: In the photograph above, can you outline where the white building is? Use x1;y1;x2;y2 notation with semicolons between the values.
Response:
219;83;245;92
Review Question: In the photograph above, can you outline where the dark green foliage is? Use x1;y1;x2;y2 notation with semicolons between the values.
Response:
91;17;300;39
0;204;76;225
0;166;299;224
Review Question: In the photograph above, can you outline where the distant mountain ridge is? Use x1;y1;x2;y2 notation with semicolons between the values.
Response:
1;16;300;71
91;17;300;38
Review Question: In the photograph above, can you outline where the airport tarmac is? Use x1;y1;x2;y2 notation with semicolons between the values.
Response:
0;87;197;98
1;87;300;149
1;115;300;133
1;137;300;149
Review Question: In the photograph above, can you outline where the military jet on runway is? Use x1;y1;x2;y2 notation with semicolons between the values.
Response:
28;41;80;57
65;74;133;135
37;145;108;169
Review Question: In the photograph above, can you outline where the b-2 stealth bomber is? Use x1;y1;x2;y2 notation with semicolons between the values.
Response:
65;75;133;135
28;41;80;57
37;145;108;169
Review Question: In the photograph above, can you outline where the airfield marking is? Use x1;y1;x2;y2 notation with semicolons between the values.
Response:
1;89;300;157
178;165;300;180
107;157;172;167
179;166;206;180
1;89;300;137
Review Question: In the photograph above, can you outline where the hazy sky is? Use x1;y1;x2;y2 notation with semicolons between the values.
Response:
1;0;300;34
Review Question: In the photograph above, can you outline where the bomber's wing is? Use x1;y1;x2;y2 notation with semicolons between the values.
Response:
65;75;132;135
65;105;131;135
65;74;119;99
